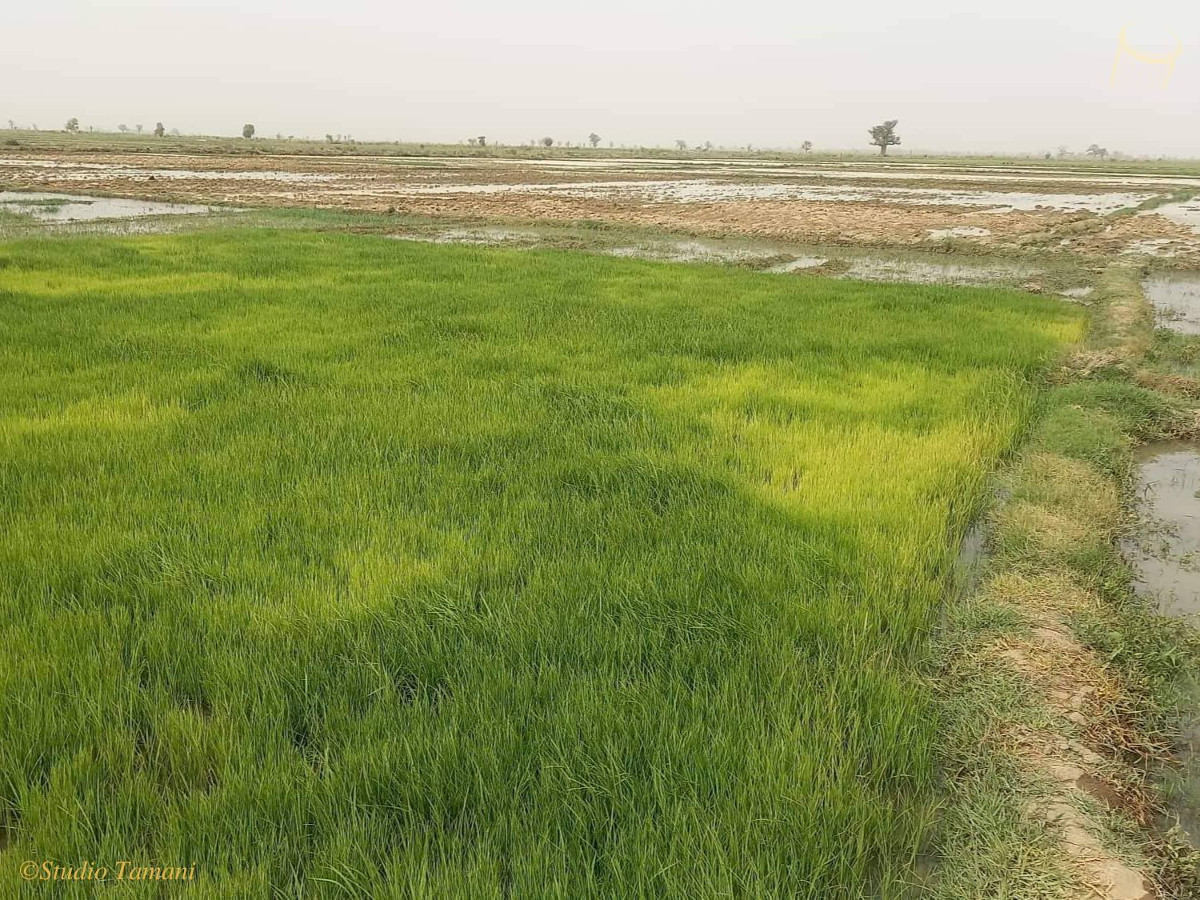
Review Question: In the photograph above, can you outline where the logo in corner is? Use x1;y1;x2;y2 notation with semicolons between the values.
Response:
1111;24;1182;89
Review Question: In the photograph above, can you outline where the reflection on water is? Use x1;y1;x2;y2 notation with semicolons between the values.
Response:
0;191;214;221
1143;274;1200;335
1122;442;1200;619
1123;443;1200;844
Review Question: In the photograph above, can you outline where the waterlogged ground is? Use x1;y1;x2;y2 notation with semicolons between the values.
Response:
3;150;1199;261
0;191;215;221
0;193;1095;292
1144;274;1200;334
1124;442;1200;619
1124;442;1200;848
391;228;1064;289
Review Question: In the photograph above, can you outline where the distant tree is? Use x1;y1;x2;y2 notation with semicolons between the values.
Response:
801;140;813;153
1057;145;1069;159
118;124;130;133
868;119;901;156
675;139;688;150
242;123;255;139
325;133;334;143
6;120;14;130
541;136;554;148
154;122;165;137
64;117;80;133
467;137;478;146
136;124;143;133
477;135;486;147
1044;152;1051;160
1086;144;1109;159
588;132;601;148
703;141;713;151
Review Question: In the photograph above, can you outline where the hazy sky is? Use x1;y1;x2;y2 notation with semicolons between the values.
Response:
5;0;1198;155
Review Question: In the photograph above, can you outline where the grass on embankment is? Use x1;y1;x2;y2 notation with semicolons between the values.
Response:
0;231;1080;896
933;263;1200;897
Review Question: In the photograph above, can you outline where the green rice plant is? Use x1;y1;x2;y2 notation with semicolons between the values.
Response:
0;231;1081;896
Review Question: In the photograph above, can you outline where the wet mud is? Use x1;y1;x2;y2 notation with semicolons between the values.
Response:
6;151;1200;260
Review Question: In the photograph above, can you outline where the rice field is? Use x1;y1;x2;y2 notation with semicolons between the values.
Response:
0;230;1082;895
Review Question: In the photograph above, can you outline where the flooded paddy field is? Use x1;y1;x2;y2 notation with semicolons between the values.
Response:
0;190;216;221
0;186;1094;294
389;224;1089;291
3;150;1199;263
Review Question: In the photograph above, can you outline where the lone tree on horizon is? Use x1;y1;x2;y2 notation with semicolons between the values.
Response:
154;122;165;137
868;119;901;156
1086;144;1109;159
801;140;813;153
477;135;486;147
64;118;80;133
540;136;554;148
242;123;255;140
588;132;601;148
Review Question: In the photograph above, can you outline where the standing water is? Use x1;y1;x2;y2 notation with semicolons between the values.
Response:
1143;275;1200;335
1124;442;1200;618
1123;441;1200;842
0;191;214;221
